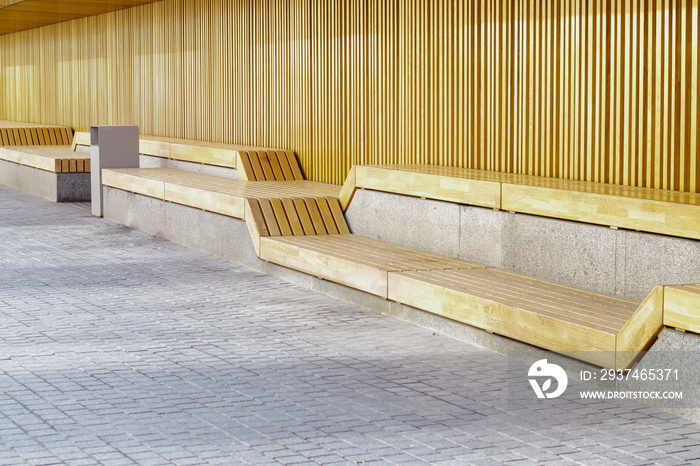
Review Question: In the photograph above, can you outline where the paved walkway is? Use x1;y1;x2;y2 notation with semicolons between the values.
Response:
1;184;700;465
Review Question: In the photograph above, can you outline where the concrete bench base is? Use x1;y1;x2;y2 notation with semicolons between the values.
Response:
0;158;90;202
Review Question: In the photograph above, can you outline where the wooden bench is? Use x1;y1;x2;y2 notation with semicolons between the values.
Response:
0;123;89;174
76;131;303;180
241;197;663;369
102;168;340;219
102;162;677;369
342;165;700;240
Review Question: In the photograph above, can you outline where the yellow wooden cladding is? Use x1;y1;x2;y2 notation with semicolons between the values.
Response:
1;0;699;190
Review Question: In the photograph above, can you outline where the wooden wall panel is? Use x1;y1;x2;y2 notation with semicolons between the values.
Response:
0;0;699;190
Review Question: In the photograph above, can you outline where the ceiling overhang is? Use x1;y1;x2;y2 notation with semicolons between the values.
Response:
0;0;163;36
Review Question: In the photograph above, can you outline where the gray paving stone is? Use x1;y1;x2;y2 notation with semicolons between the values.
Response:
1;184;700;465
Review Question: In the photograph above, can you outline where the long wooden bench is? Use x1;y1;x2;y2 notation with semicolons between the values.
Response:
342;165;700;240
103;161;695;369
75;131;302;181
239;197;663;369
0;145;91;173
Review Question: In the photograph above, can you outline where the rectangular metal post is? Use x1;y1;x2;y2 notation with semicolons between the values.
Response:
91;126;139;217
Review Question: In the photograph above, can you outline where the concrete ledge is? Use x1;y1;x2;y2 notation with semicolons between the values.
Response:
346;189;700;301
0;158;90;202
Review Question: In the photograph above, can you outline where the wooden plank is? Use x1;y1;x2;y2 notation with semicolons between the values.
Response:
48;128;58;145
61;159;69;173
268;153;285;180
259;236;389;297
77;159;85;173
388;270;617;368
293;197;316;235
664;284;700;334
277;151;295;180
258;198;281;236
163;183;243;218
36;128;46;145
304;198;327;234
284;152;304;180
7;129;16;145
315;197;339;234
16;128;27;145
0;129;7;145
615;286;664;370
170;143;238;168
69;159;77;173
244;198;269;257
29;128;39;145
248;151;266;181
139;139;169;157
59;128;71;145
339;166;356;211
237;152;254;181
326;197;350;234
85;159;91;172
502;183;700;240
281;198;305;235
102;169;165;199
356;166;502;209
257;152;276;181
270;198;293;236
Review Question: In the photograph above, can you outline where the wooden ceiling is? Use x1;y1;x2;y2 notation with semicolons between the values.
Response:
0;0;162;35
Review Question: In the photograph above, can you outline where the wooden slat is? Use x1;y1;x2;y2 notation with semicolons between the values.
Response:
615;286;664;370
237;152;254;181
244;198;270;256
304;198;327;234
315;197;338;234
285;152;304;180
326;197;350;234
281;198;305;235
339;166;356;211
277;151;295;180
258;152;276;181
270;198;293;236
258;198;281;236
268;153;285;180
248;152;266;181
293;197;316;235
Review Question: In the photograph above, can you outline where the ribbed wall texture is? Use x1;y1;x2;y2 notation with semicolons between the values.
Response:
1;0;699;189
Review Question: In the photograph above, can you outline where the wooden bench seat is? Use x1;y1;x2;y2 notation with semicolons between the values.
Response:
102;168;340;219
75;131;303;180
345;164;700;240
0;145;90;173
253;229;661;368
259;234;487;297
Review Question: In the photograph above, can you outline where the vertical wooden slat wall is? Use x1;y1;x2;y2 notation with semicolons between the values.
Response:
0;0;699;190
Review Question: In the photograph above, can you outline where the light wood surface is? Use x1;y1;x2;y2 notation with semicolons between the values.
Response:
238;151;304;181
102;168;341;219
664;284;700;334
356;165;502;209
502;184;700;240
388;268;642;369
615;287;664;370
259;234;487;298
0;145;89;173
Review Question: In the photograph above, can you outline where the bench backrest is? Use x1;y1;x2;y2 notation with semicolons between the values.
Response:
1;127;73;146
